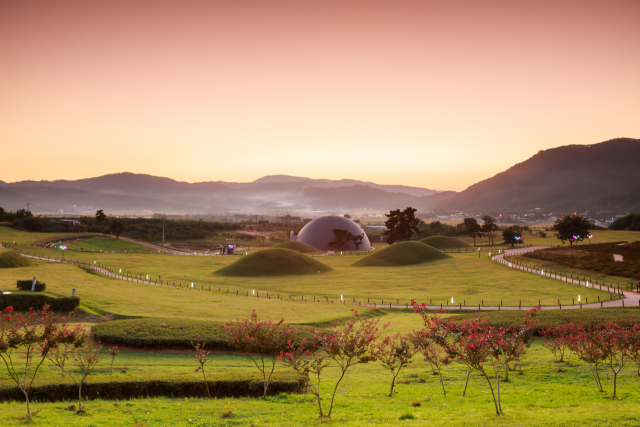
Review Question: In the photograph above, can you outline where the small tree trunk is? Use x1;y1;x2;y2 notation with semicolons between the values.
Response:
23;389;31;417
438;370;446;397
389;374;396;397
202;367;210;398
483;373;501;416
327;370;347;417
462;369;472;397
78;381;83;412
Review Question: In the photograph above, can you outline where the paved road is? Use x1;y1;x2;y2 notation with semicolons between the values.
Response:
8;245;640;310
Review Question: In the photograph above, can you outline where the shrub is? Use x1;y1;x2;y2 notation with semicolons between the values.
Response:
0;373;305;402
16;280;46;292
0;294;79;311
399;413;416;420
411;401;421;407
92;317;313;351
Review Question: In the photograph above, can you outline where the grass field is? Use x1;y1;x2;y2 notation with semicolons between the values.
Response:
2;339;640;426
66;236;151;252
3;227;640;425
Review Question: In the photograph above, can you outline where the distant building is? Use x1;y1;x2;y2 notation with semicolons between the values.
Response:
59;219;81;226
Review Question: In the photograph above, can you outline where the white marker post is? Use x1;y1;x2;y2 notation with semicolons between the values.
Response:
31;276;36;292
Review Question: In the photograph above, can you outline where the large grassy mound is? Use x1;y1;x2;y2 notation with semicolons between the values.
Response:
419;236;470;249
0;249;31;268
274;241;320;253
215;248;332;277
353;241;451;267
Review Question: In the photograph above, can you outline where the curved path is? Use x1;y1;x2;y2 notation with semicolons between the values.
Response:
7;245;640;311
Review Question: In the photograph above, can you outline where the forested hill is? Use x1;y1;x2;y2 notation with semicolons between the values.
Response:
439;138;640;213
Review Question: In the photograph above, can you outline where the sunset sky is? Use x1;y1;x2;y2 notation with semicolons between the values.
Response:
1;0;638;191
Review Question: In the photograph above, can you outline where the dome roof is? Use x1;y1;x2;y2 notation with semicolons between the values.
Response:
296;216;371;252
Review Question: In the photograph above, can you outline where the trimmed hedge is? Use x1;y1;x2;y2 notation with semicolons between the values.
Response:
0;373;305;402
92;318;314;351
0;294;79;311
449;307;640;334
16;280;46;292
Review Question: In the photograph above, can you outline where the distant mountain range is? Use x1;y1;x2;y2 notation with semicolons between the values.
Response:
440;137;640;214
0;173;444;214
1;137;638;215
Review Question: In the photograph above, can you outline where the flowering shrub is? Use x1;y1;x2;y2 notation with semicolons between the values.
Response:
374;333;415;397
191;338;212;397
412;301;538;415
280;309;386;418
0;305;84;417
409;326;451;396
223;310;296;397
47;332;102;413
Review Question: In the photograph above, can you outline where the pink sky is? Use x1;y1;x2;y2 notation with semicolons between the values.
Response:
1;0;638;190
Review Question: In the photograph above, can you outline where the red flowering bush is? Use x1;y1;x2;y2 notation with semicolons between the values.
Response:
0;305;84;417
191;338;212;397
223;310;296;397
280;310;386;418
374;333;415;397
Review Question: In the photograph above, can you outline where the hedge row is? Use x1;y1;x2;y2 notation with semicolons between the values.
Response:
16;280;46;292
92;318;314;351
0;294;80;311
449;307;640;334
0;373;305;402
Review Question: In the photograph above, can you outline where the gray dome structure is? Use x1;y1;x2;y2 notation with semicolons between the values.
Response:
295;216;371;252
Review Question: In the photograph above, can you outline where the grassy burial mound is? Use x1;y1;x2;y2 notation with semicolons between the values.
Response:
274;241;320;253
353;241;451;267
0;249;31;268
215;248;332;277
420;236;470;249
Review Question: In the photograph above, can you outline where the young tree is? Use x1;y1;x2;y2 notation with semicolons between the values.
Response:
0;305;83;418
564;323;609;392
628;323;640;377
282;310;386;418
108;346;120;382
223;310;295;397
191;338;212;397
409;327;451;396
383;207;420;244
552;214;592;246
48;333;102;413
603;322;634;398
374;334;415;397
109;220;125;239
540;324;575;365
280;338;331;418
463;218;483;246
481;216;498;245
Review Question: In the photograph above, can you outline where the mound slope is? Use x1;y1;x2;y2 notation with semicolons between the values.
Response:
353;241;451;267
215;248;332;277
274;241;320;253
0;249;31;268
419;236;469;249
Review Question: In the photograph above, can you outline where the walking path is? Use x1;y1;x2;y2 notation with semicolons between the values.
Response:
7;245;640;310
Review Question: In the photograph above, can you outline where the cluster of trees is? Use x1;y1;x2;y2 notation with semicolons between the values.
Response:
540;322;640;397
610;213;640;231
463;216;499;246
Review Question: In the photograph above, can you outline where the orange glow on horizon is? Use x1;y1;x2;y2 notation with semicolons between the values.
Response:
0;0;639;191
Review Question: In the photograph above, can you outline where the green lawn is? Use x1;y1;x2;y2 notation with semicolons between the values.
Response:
0;247;616;308
2;339;640;426
66;236;151;252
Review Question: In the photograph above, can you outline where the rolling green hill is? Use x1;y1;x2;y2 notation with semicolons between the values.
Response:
215;248;332;277
353;241;451;267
